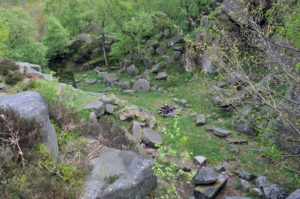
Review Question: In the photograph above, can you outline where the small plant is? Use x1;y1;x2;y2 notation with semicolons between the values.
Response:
0;58;19;76
235;178;242;190
104;175;120;185
5;71;24;85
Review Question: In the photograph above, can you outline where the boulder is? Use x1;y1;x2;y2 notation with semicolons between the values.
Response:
126;64;139;76
0;91;58;158
194;174;228;199
0;83;6;92
241;179;251;190
192;168;217;185
251;188;264;197
142;58;152;69
168;33;184;47
151;63;164;73
103;73;119;84
236;120;257;136
156;42;168;55
16;62;52;79
174;51;182;61
286;189;300;199
202;50;215;74
155;72;168;80
173;98;189;107
82;147;157;199
133;79;150;92
194;156;207;167
119;81;131;90
163;29;170;38
84;101;105;118
142;128;162;148
263;184;287;199
224;197;251;199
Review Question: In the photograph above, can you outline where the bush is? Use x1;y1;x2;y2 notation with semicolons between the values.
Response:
5;71;24;85
0;58;19;76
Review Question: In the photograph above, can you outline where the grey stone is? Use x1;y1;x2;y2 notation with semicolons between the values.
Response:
194;174;228;199
213;128;231;137
105;104;115;114
202;51;214;74
192;168;217;185
85;101;105;118
222;0;249;26
156;42;168;55
224;197;251;199
256;176;269;188
168;33;184;47
164;56;175;65
251;188;264;197
157;12;167;17
89;112;97;124
82;147;157;199
236;170;254;180
16;62;52;79
142;58;152;69
126;64;139;76
133;79;150;92
155;72;168;80
119;81;130;90
241;179;251;190
236;120;257;136
151;63;164;73
173;98;189;107
131;122;143;142
142;128;162;148
196;114;206;126
123;90;136;94
103;73;119;84
286;189;300;199
0;91;58;158
263;184;287;199
85;78;97;85
194;156;207;167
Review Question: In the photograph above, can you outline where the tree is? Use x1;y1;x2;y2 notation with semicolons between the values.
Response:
43;17;70;59
0;7;47;66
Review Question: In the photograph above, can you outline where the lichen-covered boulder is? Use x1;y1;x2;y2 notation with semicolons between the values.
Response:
82;147;157;199
0;91;59;158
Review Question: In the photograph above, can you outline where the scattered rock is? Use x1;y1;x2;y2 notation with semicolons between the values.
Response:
82;147;157;199
236;120;257;136
236;170;254;180
105;104;115;114
286;189;300;199
156;42;168;55
142;58;152;69
0;91;59;158
163;29;170;38
173;98;189;107
133;79;150;92
126;64;139;76
241;179;251;190
151;63;164;73
0;83;6;92
196;114;206;126
194;173;228;199
256;176;269;188
168;33;184;47
119;81;130;90
131;122;143;142
192;168;217;185
85;101;105;118
85;78;97;85
123;90;136;94
142;128;163;148
194;156;207;167
263;184;287;199
103;73;119;84
212;128;231;137
155;72;168;80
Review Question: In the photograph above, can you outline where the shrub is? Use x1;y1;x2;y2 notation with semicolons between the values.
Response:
5;71;24;85
0;58;19;76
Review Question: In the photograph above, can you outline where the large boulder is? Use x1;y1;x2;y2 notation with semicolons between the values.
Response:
133;79;150;92
222;0;249;26
142;128;163;148
103;73;119;84
263;184;287;199
0;92;58;158
192;168;217;185
84;101;105;118
15;62;52;80
126;64;139;76
82;147;157;199
286;189;300;199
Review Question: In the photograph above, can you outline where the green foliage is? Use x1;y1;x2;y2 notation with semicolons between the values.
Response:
0;58;24;85
0;7;47;66
35;73;59;104
0;19;9;57
5;71;24;85
43;17;70;58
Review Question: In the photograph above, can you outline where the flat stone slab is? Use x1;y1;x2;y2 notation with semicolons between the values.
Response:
236;170;254;180
155;72;168;80
194;174;228;199
85;101;105;118
193;168;217;185
213;128;231;137
194;156;207;167
82;147;157;199
196;114;206;126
